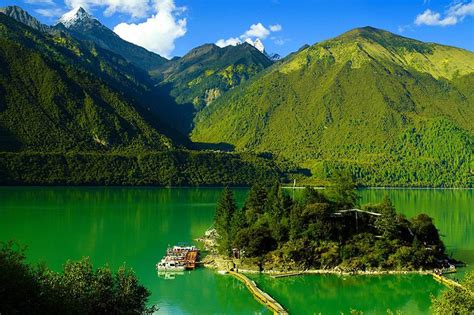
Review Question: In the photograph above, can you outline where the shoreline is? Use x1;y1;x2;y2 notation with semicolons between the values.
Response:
281;186;473;190
199;254;437;277
233;268;433;276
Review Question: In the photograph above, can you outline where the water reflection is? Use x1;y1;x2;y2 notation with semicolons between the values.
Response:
0;187;471;314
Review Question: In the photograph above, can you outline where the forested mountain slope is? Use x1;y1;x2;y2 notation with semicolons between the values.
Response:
192;27;474;187
0;11;285;186
151;43;272;110
0;13;173;151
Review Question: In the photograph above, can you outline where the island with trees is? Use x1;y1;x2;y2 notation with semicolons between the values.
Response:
207;176;452;273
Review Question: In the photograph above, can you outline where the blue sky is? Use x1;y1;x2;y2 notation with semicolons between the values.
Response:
3;0;474;58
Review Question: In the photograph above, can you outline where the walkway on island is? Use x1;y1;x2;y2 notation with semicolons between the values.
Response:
228;271;288;315
431;272;464;289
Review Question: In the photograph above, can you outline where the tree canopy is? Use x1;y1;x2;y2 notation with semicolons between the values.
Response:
214;179;449;272
0;241;154;314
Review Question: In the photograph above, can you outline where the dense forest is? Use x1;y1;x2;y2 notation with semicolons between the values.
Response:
214;175;449;271
1;8;473;187
192;27;474;188
0;11;292;186
0;241;154;314
0;151;284;186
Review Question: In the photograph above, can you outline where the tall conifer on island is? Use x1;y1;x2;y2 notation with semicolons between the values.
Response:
375;196;399;239
215;187;237;256
329;172;359;208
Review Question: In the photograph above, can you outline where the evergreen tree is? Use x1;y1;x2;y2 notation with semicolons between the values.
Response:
230;206;248;244
375;196;398;239
215;187;238;255
302;187;329;204
265;181;284;218
329;171;359;208
411;213;444;251
244;183;268;224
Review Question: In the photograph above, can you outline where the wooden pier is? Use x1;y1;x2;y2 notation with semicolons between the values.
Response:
431;273;462;289
228;271;288;315
271;271;305;279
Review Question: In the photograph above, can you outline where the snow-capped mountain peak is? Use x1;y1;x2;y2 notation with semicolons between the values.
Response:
244;38;265;53
57;7;94;28
252;38;265;53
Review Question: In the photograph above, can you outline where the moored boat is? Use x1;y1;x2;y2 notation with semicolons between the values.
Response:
156;244;200;273
156;260;186;271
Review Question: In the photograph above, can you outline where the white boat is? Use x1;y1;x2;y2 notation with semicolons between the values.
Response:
156;260;186;272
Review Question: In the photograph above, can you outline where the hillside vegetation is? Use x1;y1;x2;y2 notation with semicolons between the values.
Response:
152;43;271;108
0;13;174;151
0;151;283;186
0;12;288;186
192;27;474;187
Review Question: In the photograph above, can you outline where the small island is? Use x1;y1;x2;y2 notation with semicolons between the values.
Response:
203;175;454;274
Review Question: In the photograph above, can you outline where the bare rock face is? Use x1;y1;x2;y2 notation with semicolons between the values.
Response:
0;5;51;33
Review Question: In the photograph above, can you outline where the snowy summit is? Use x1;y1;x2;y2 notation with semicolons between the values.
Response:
244;38;265;53
57;7;94;28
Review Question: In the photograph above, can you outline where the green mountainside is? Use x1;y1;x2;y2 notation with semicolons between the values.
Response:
0;13;175;151
0;12;284;185
151;43;272;110
192;27;474;187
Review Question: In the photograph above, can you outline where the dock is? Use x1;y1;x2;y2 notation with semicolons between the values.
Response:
431;272;464;289
228;271;288;315
271;271;305;279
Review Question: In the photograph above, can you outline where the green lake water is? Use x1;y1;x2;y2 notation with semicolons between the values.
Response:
0;187;472;314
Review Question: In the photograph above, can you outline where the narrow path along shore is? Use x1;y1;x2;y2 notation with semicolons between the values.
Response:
228;271;288;315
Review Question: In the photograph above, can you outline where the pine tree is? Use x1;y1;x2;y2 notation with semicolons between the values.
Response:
244;183;267;224
214;187;238;255
230;207;247;245
329;171;359;208
375;195;398;239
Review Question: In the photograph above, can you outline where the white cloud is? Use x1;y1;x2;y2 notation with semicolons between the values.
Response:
114;0;187;58
415;1;474;26
269;24;282;32
242;23;270;39
64;0;150;18
447;1;474;17
271;36;288;46
25;0;55;4
397;24;413;33
25;0;63;18
35;7;65;17
415;9;457;26
216;22;283;48
216;37;241;47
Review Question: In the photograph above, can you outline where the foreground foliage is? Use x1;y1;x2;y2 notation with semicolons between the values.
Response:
215;176;448;271
0;241;153;314
431;271;474;315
